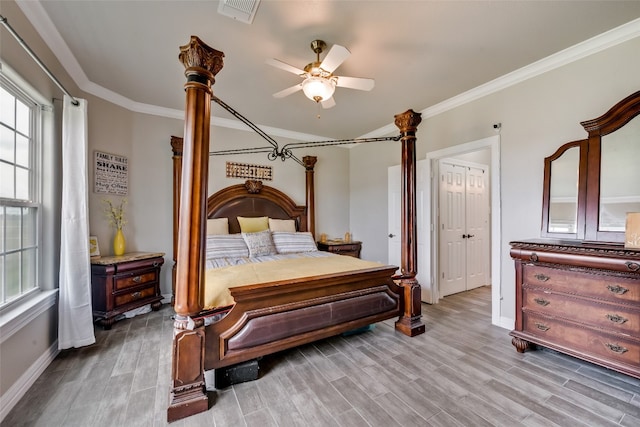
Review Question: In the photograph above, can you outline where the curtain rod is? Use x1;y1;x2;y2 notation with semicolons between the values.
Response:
0;14;80;106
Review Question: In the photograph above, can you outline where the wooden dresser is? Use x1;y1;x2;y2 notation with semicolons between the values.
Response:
91;252;165;329
510;239;640;379
317;240;362;258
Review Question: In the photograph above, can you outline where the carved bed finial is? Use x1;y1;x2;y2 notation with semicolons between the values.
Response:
245;180;263;194
303;156;317;171
178;36;225;82
394;109;422;134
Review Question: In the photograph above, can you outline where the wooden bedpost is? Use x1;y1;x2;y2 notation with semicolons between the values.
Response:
303;156;317;237
393;109;426;337
168;36;224;422
170;136;183;305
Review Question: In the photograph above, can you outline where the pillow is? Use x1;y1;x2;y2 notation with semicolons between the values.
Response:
237;216;269;233
271;231;318;254
268;218;296;232
207;218;229;235
242;230;277;257
206;234;249;258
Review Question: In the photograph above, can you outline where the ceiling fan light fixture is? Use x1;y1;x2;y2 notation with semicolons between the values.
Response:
302;76;336;103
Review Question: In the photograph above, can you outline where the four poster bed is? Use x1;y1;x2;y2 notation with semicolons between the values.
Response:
168;36;425;422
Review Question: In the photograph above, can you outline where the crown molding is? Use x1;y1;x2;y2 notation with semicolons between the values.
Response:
360;17;640;139
15;0;330;142
17;2;639;141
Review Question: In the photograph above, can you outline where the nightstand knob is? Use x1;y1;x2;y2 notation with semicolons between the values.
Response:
388;234;395;238
132;276;142;283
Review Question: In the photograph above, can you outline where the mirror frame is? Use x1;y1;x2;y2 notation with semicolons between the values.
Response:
541;139;588;240
542;90;640;243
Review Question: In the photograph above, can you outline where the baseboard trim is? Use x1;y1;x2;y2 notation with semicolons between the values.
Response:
0;340;59;422
495;316;514;331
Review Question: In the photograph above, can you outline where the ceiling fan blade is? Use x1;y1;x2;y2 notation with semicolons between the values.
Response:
273;84;303;98
321;97;336;109
266;58;306;76
335;76;375;91
319;44;350;73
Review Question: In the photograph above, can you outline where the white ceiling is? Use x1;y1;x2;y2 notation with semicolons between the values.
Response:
13;1;640;140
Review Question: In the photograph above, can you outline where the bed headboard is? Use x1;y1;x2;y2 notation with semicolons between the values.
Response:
207;180;307;233
170;136;316;298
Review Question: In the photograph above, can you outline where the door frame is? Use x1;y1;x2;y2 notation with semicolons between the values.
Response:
424;135;506;328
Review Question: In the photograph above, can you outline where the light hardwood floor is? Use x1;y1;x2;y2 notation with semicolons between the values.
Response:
4;286;640;426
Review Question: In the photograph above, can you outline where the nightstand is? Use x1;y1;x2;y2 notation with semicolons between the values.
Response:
91;252;165;329
316;240;362;258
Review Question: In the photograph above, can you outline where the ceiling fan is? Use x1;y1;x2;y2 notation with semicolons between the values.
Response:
266;40;375;109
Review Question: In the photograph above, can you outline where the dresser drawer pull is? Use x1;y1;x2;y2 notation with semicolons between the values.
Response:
534;322;550;332
606;285;628;295
625;262;640;272
534;298;550;306
132;276;142;283
605;343;628;354
605;314;628;324
534;274;549;282
131;291;142;299
153;261;159;267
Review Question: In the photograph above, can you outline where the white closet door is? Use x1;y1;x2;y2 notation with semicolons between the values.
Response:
439;161;466;296
439;159;489;297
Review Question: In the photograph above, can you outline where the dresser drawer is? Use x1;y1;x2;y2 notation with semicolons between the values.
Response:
114;270;157;291
114;285;157;307
523;265;640;304
523;288;640;336
523;312;640;368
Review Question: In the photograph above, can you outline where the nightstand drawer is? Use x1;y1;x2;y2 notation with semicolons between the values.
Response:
114;285;157;307
115;270;157;291
332;244;360;253
317;241;362;258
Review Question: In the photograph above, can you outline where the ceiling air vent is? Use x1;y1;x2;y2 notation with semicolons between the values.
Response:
218;0;261;24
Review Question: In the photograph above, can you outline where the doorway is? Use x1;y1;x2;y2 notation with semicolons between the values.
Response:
424;135;505;328
438;158;490;297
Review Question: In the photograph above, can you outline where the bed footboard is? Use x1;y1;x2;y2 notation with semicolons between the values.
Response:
204;265;400;369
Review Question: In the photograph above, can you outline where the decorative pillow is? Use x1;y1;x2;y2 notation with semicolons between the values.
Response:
271;231;318;254
268;218;296;232
206;234;249;258
207;218;229;235
242;230;277;257
237;216;269;233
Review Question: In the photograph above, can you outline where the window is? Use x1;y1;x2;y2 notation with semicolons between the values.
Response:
0;77;41;307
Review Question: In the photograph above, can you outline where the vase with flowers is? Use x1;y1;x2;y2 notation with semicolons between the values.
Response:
103;198;127;256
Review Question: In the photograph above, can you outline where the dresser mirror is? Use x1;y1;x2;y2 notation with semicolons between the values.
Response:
542;90;640;243
599;115;640;232
547;144;580;234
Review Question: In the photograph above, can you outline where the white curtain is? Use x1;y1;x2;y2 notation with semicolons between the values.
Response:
58;95;95;350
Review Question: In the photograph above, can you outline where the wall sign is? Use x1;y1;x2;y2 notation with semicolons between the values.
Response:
94;151;128;195
226;161;272;181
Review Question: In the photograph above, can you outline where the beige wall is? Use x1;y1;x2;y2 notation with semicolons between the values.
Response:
349;36;640;323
